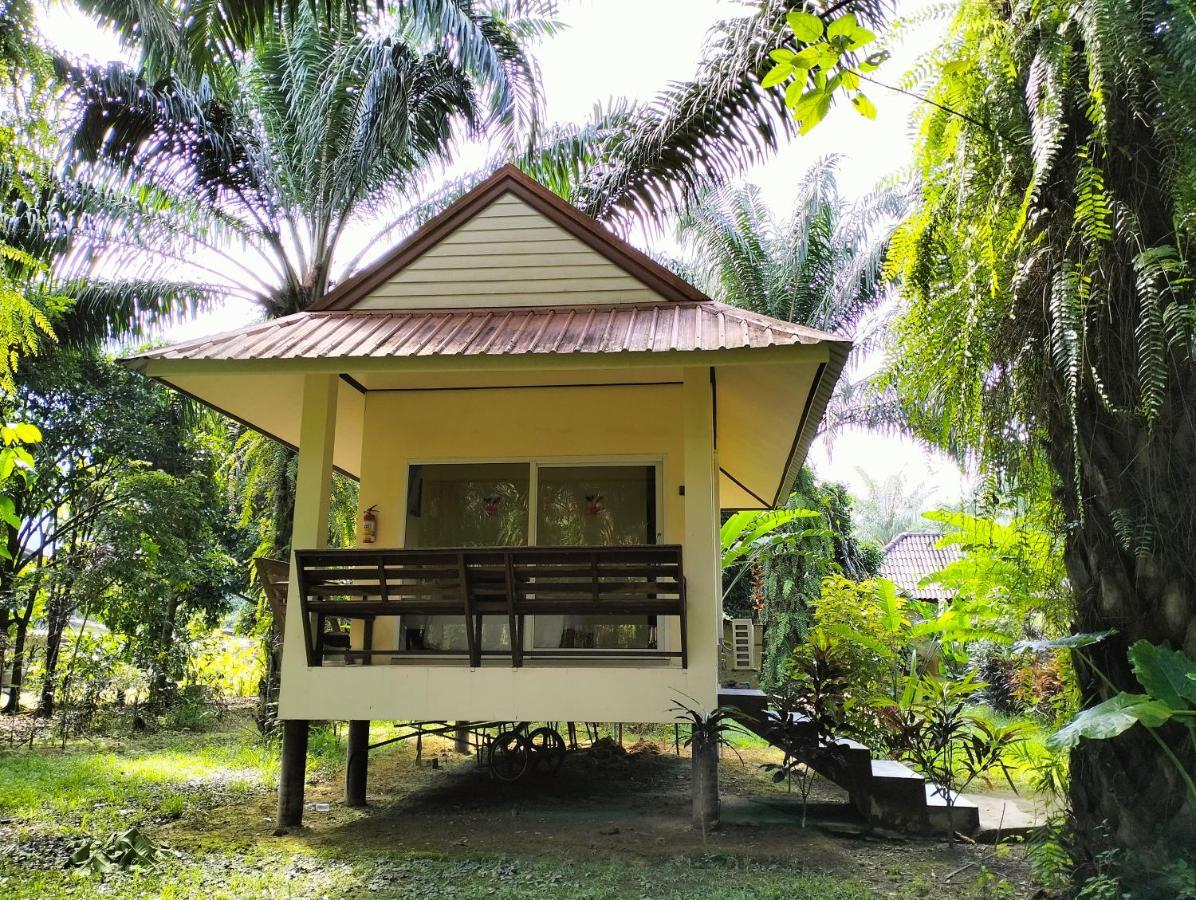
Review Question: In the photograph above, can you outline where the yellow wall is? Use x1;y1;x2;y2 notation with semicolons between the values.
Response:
278;374;720;724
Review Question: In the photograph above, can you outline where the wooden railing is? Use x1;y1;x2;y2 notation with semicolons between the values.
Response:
293;545;687;668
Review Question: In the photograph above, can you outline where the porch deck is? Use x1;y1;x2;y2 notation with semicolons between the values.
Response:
292;545;687;669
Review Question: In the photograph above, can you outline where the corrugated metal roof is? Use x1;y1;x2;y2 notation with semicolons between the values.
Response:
125;301;845;363
879;532;962;602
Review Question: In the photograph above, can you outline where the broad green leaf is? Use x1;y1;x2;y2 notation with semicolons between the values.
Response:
793;46;821;68
814;44;841;69
851;93;877;119
13;423;41;443
0;495;17;529
769;48;796;63
840;69;860;91
784;79;803;108
846;27;876;50
1047;693;1173;750
1129;640;1196;711
942;59;975;75
787;11;824;42
797;92;832;134
720;508;819;568
826;13;857;39
761;63;794;88
1014;630;1115;653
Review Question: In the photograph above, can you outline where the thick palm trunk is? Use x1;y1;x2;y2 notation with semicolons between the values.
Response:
1056;423;1196;854
1036;83;1196;870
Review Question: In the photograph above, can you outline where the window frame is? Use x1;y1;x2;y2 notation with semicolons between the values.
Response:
398;456;667;656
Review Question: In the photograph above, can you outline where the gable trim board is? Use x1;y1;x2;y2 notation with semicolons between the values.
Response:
309;165;707;312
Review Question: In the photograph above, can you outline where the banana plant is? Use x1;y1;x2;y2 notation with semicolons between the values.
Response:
720;508;823;569
719;508;823;600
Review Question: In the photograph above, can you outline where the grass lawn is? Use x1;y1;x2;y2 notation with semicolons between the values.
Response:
0;711;1038;899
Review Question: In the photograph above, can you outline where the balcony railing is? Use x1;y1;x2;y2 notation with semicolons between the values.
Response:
293;545;687;668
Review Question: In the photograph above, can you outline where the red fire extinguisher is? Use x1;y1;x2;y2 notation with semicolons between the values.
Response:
362;505;378;544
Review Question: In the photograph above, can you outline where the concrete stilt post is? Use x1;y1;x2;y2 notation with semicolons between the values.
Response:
276;720;310;832
453;721;471;754
275;374;338;833
346;720;370;807
691;731;720;830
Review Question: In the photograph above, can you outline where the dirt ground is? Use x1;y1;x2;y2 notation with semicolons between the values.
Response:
171;731;1040;898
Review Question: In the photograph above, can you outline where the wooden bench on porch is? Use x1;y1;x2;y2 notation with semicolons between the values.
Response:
291;545;688;669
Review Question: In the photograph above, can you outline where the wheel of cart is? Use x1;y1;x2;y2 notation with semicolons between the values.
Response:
487;729;529;782
525;725;566;774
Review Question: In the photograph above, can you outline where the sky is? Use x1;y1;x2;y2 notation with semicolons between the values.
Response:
39;0;968;511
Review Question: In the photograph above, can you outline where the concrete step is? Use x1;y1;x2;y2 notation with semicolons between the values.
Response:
718;693;984;836
866;759;933;831
923;784;980;835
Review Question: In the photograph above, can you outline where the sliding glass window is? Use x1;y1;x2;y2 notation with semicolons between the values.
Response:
401;461;660;655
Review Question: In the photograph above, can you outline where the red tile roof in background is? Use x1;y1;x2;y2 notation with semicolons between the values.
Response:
879;532;962;601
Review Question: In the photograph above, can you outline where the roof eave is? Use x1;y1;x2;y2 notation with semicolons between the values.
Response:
124;341;839;377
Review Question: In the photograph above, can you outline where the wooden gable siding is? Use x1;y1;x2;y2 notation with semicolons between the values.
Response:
355;194;664;309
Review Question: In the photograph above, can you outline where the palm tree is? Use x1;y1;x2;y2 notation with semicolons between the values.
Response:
669;156;907;441
885;0;1196;875
673;156;904;334
851;468;939;547
54;2;552;339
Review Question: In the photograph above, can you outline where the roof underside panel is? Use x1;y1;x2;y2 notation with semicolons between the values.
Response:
356;195;662;309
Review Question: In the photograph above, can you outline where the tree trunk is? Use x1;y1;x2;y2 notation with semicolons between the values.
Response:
257;453;297;733
1034;92;1196;875
36;581;73;718
1;597;34;715
150;593;180;708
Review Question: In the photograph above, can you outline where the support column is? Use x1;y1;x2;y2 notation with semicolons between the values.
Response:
683;367;721;831
682;367;719;705
276;374;339;832
346;720;370;807
691;729;720;831
454;722;471;754
276;720;310;832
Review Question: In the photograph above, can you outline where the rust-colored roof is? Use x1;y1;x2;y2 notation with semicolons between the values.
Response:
125;301;846;364
879;532;962;602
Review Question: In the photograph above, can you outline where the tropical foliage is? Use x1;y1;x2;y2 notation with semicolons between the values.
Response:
724;468;880;687
674;157;904;337
884;0;1196;872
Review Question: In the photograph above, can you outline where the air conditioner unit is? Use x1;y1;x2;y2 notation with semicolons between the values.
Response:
731;618;754;670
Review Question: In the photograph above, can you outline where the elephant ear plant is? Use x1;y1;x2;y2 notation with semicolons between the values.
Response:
1047;637;1196;802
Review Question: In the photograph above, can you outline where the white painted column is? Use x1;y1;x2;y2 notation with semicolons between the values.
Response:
682;367;719;712
279;373;339;712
